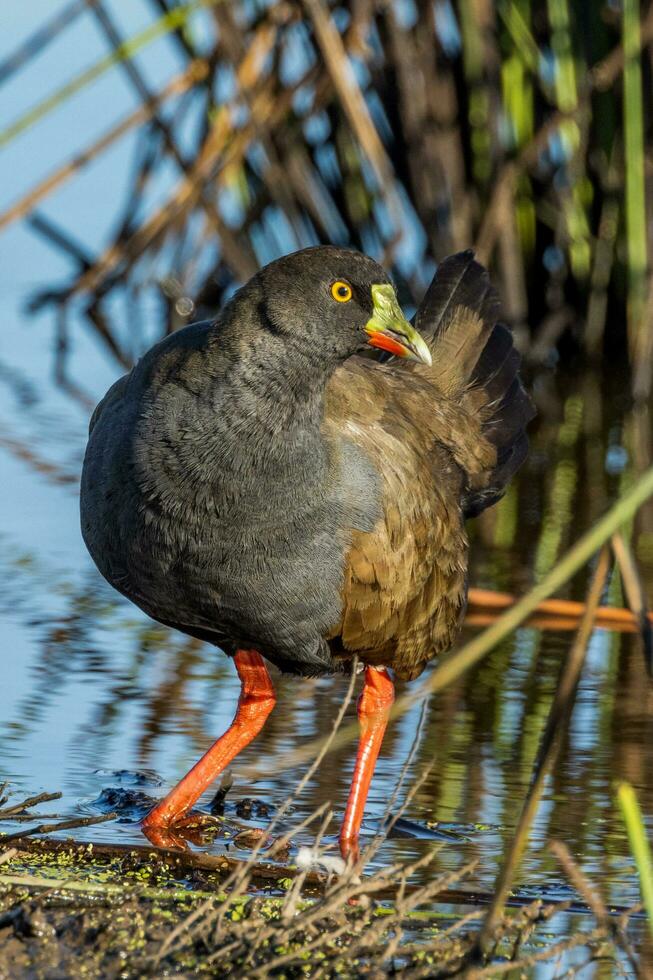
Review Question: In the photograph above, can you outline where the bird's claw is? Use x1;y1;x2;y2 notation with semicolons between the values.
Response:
141;810;221;849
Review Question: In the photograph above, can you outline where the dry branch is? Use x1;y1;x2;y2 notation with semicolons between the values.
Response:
0;61;209;233
0;811;118;843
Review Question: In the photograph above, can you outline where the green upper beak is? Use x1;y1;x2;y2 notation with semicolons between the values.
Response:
364;284;432;367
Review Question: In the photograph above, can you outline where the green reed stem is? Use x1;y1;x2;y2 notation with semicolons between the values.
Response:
497;0;539;74
0;0;219;150
616;781;653;941
548;0;577;113
623;0;648;339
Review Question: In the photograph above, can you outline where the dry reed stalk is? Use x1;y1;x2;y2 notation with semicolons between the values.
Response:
303;0;404;242
0;61;209;233
0;0;86;86
612;531;653;671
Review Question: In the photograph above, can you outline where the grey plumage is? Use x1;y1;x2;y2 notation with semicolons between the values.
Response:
81;248;384;675
81;246;533;679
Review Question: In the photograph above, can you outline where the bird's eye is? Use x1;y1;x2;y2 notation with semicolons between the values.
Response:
331;280;352;303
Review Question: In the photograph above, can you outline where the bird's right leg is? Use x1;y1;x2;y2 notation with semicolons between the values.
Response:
142;649;276;847
339;665;395;862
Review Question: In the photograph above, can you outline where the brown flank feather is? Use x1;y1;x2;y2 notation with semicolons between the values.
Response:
326;251;534;680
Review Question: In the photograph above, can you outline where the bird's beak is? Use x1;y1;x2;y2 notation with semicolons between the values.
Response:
364;285;432;366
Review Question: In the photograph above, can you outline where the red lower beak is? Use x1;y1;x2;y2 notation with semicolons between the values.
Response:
366;331;411;358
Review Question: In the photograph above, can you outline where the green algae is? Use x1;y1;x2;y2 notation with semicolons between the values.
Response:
3;843;227;903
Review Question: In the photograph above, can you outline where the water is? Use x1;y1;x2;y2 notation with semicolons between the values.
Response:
2;310;651;918
1;6;652;971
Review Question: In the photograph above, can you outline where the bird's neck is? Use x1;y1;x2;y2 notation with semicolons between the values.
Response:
212;331;336;484
130;317;350;528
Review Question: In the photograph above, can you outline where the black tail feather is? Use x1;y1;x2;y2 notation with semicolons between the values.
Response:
416;250;500;344
483;376;536;449
463;433;529;517
464;317;535;516
419;250;535;519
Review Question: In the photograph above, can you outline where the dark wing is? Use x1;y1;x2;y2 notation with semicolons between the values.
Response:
88;374;129;435
415;250;536;516
325;252;534;679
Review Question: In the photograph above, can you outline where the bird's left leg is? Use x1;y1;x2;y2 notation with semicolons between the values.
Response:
339;665;394;862
142;649;275;847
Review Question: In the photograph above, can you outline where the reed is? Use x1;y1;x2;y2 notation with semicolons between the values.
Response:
622;0;648;350
0;0;220;150
0;0;650;385
616;781;653;941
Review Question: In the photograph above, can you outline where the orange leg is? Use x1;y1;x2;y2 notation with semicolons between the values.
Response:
142;649;275;846
339;666;394;862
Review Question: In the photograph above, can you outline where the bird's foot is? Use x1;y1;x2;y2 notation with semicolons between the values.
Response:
231;826;286;857
141;810;221;849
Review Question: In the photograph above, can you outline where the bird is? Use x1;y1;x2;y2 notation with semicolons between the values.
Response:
80;246;534;860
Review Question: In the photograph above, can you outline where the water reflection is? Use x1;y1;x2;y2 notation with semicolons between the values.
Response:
0;363;652;930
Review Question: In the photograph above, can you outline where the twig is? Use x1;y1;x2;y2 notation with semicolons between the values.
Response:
611;531;653;672
464;928;609;978
0;0;86;86
69;19;288;297
0;0;222;150
554;844;610;923
28;213;93;270
475;111;580;263
0;811;117;843
477;3;653;266
302;0;404;241
0;791;62;819
590;3;653;92
0;813;63;823
0;61;209;233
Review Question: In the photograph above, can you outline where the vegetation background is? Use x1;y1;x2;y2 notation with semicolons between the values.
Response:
2;0;651;383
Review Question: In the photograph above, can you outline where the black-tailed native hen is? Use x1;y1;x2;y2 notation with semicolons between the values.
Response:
80;247;534;859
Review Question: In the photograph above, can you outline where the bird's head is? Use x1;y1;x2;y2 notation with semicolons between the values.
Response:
251;246;432;368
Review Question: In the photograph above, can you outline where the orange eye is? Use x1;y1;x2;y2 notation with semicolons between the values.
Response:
331;280;352;303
